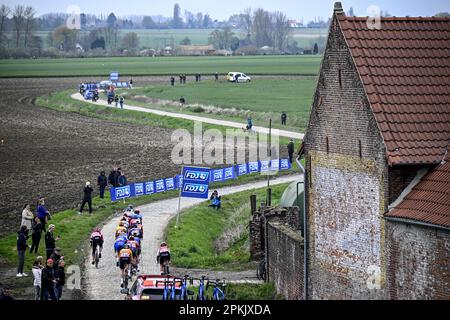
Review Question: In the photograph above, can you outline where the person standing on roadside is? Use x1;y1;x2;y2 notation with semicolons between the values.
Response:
37;198;51;232
114;168;122;187
16;225;29;278
119;96;124;109
41;259;57;300
281;112;287;126
118;171;127;187
114;95;119;108
45;224;60;259
32;256;43;300
79;182;94;215
287;139;295;164
129;78;133;89
21;204;34;231
30;217;43;254
55;259;65;300
108;167;116;187
97;171;108;199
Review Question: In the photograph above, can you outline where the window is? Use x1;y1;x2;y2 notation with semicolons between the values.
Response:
338;69;342;89
326;136;330;154
358;140;362;158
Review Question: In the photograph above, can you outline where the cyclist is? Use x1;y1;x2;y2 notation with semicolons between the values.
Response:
114;233;127;267
118;244;133;288
127;236;140;272
90;227;104;265
156;242;171;275
115;225;127;238
118;217;129;229
131;209;142;220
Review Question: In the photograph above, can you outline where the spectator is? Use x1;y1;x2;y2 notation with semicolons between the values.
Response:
41;259;57;300
215;72;219;81
287;139;295;164
243;117;253;132
114;95;119;108
170;76;175;86
16;225;29;277
79;182;94;215
32;257;43;300
208;190;222;210
55;259;65;300
281;112;287;126
108;167;117;187
179;74;183;84
21;203;34;231
183;74;186;84
180;97;186;105
50;248;63;272
114;168;122;187
129;78;133;89
97;171;108;199
119;96;124;109
0;285;14;301
118;172;127;187
195;74;199;82
30;217;43;254
45;224;60;260
37;198;51;232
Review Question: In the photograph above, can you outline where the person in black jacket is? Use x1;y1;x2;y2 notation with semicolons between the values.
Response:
79;181;94;214
108;167;116;186
49;248;63;272
113;168;121;187
281;112;287;126
45;224;60;259
287;139;295;164
16;225;29;277
55;259;65;300
118;171;127;187
97;171;108;199
41;259;58;300
30;217;43;254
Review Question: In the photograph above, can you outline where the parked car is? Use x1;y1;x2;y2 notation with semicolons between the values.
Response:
226;72;251;83
123;275;188;300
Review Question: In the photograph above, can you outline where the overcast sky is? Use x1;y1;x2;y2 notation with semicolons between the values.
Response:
2;0;449;22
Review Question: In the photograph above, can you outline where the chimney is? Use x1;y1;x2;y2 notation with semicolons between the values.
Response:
334;2;344;14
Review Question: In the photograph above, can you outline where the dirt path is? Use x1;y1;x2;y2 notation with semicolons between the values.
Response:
71;93;304;140
85;174;302;300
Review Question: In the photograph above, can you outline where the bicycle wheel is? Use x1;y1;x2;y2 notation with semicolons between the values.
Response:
95;249;99;268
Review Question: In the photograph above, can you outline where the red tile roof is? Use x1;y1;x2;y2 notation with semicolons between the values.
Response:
338;15;450;165
386;145;450;228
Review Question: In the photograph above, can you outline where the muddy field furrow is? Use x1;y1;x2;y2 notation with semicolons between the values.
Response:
0;77;180;236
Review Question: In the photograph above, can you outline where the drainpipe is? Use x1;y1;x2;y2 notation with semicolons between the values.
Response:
295;155;308;300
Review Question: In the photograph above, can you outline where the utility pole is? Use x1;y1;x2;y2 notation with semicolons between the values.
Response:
266;118;272;206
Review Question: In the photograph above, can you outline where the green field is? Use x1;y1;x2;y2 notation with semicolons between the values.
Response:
0;55;321;77
6;28;328;50
121;77;316;131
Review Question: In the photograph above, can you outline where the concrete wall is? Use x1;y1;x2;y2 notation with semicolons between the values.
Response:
267;222;304;300
386;221;450;300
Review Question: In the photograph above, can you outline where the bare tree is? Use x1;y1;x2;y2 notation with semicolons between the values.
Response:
208;27;234;50
121;32;139;50
271;11;290;52
13;5;25;48
23;6;36;48
240;8;252;38
252;8;272;48
0;5;11;46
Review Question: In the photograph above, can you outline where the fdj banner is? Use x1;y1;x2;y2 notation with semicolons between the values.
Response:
110;72;119;81
181;166;210;199
111;185;131;201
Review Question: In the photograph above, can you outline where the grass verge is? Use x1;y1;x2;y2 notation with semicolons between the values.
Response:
165;183;289;271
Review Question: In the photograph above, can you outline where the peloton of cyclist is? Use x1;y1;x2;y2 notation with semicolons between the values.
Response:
90;227;104;265
118;243;133;288
156;241;171;275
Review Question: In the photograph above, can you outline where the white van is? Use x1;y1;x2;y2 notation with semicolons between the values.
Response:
226;72;251;83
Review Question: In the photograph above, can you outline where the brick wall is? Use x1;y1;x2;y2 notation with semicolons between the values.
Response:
304;12;389;299
267;222;304;300
386;221;450;300
249;206;300;260
388;166;423;204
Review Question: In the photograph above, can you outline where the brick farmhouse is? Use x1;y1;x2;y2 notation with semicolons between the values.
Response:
301;2;450;299
249;2;449;300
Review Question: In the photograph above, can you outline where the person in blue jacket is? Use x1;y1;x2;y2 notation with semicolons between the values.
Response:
208;190;222;210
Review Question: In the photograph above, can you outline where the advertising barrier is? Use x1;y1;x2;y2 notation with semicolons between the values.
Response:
110;159;292;202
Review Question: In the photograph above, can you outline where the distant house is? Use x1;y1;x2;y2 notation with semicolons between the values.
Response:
301;2;450;299
178;45;215;56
